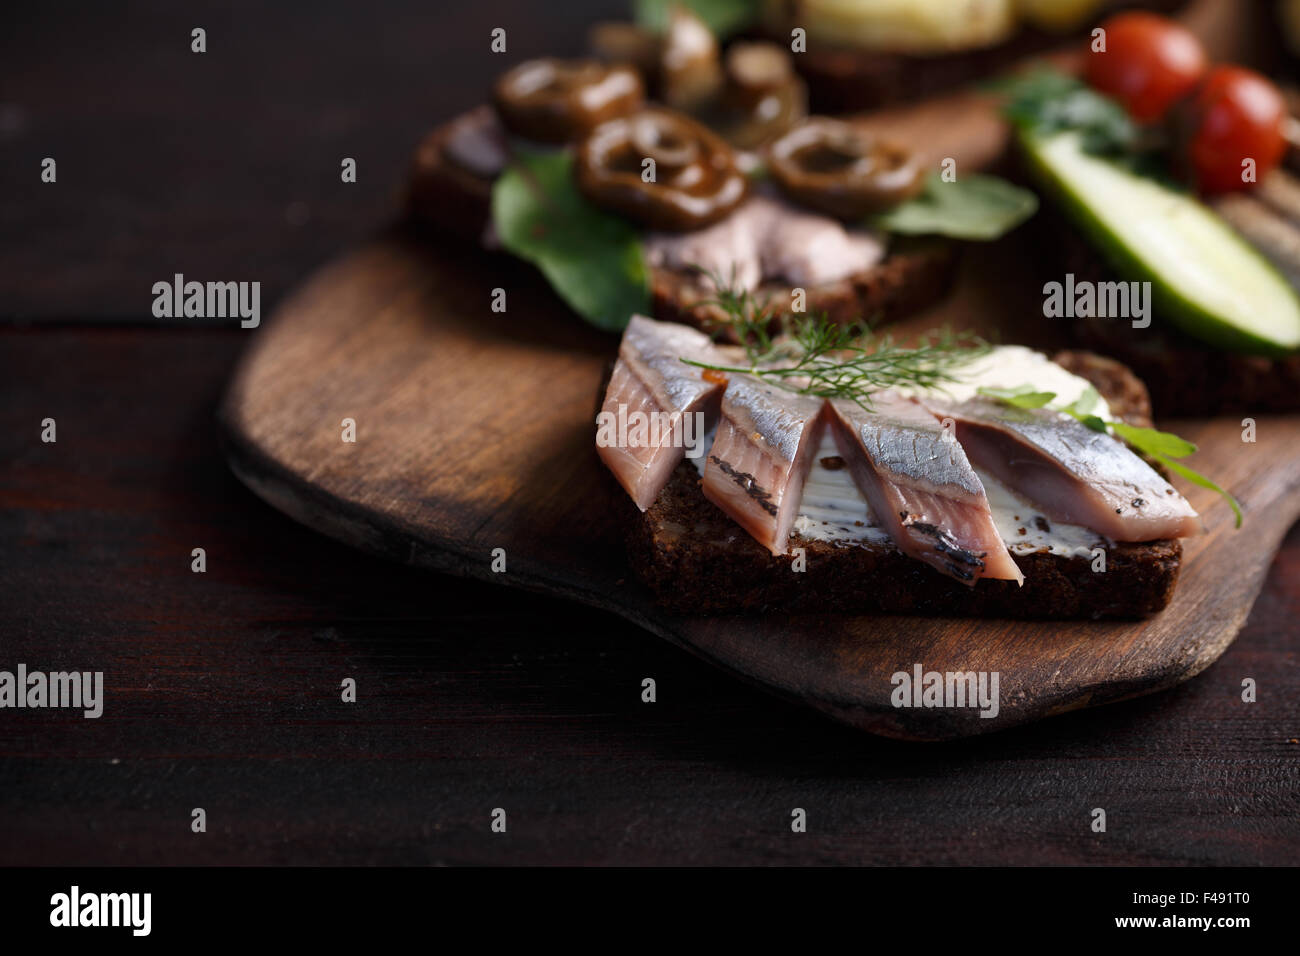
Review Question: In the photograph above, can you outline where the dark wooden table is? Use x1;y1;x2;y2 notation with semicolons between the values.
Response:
2;0;1297;867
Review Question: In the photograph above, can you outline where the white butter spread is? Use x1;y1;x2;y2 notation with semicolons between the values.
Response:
976;466;1105;558
794;431;890;545
905;344;1112;421
644;195;887;292
690;346;1113;557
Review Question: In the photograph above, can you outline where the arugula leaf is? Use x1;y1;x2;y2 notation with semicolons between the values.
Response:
1058;385;1101;417
870;173;1038;241
634;0;761;38
1157;456;1243;528
977;384;1056;408
491;150;649;332
996;69;1139;156
1060;386;1108;431
1106;421;1239;524
1075;413;1109;434
1109;421;1198;459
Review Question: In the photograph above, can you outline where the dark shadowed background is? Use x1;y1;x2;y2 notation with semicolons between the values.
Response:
1;0;1297;865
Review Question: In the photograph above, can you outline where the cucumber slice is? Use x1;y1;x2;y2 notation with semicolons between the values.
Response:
1021;130;1300;355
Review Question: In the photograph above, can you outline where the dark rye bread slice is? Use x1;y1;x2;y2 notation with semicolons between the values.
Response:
770;0;1191;114
1073;321;1300;417
404;109;959;332
1028;193;1300;417
405;106;497;243
622;350;1183;619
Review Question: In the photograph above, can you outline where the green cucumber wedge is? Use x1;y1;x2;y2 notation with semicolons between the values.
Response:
1021;130;1300;356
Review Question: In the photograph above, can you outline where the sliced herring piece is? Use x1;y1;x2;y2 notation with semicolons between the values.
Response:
932;397;1203;542
829;392;1024;586
702;377;826;555
597;315;725;511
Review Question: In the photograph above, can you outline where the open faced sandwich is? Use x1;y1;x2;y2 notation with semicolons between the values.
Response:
596;308;1238;619
1001;11;1300;415
407;19;1037;335
587;1;1191;114
747;0;1191;112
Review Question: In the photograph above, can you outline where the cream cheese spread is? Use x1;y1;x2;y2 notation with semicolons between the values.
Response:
903;344;1112;420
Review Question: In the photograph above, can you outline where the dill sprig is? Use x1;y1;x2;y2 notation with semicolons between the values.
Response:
680;268;989;408
682;322;988;409
682;264;782;348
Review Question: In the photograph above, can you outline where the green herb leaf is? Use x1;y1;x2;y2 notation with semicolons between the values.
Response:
1109;421;1239;524
870;173;1038;241
491;150;649;332
1109;421;1198;459
633;0;761;38
977;384;1056;408
996;69;1139;156
1058;385;1101;418
680;286;990;410
1156;455;1243;528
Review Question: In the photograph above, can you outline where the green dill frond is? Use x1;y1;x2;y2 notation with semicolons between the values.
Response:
682;307;990;410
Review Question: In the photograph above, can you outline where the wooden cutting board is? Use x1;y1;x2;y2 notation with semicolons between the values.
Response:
218;218;1300;740
219;0;1287;739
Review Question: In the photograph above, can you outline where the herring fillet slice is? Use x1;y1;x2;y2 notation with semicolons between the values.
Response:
828;393;1024;586
597;315;725;512
933;397;1203;542
702;377;826;555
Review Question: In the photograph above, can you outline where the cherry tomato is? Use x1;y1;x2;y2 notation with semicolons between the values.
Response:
1188;66;1287;195
1085;12;1207;122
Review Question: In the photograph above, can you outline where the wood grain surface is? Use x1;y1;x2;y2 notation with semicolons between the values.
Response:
3;323;1298;865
